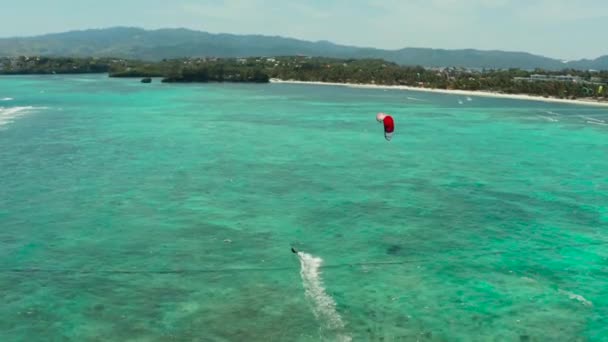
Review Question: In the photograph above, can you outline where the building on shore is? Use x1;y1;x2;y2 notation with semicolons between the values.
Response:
514;74;606;84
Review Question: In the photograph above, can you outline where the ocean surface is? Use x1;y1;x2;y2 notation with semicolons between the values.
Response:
1;74;607;341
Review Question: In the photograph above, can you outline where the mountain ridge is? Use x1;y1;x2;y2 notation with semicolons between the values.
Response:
1;27;606;70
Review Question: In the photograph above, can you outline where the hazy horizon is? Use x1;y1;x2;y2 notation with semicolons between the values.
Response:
1;0;607;60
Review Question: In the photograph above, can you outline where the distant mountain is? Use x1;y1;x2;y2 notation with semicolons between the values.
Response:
566;56;608;70
0;27;606;70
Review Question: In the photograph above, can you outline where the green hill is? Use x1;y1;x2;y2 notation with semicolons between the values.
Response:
0;27;606;70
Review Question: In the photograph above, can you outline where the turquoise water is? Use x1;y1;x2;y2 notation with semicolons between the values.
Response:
1;74;607;341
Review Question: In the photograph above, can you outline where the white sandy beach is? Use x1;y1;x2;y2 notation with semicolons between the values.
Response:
271;79;608;107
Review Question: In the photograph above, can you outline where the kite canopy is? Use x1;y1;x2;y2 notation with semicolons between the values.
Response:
383;115;394;141
376;113;395;141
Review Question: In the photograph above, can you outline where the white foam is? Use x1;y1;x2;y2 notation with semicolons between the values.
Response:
521;277;537;283
406;96;427;102
537;115;559;122
1;97;13;101
466;96;473;101
587;121;608;126
559;290;593;307
580;115;605;123
297;252;351;341
0;106;46;127
546;111;560;116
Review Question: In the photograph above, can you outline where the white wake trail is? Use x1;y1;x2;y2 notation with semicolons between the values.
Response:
297;251;351;341
0;106;45;127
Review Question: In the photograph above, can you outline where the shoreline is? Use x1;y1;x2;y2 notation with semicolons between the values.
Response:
270;79;608;107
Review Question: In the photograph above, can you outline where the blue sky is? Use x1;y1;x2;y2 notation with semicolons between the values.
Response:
2;0;607;60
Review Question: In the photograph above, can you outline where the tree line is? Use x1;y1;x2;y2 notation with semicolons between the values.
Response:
1;56;606;99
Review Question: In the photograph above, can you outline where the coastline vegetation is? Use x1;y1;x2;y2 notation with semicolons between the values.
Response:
1;56;606;100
